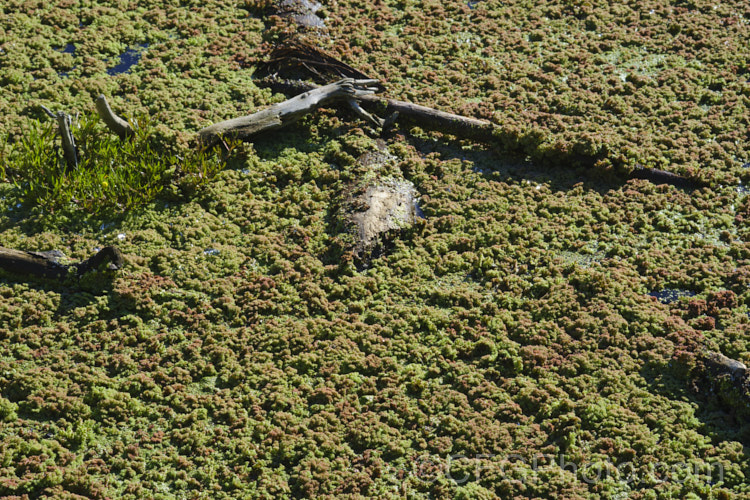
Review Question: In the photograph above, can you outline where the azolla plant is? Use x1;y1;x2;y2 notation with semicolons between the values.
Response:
0;0;749;499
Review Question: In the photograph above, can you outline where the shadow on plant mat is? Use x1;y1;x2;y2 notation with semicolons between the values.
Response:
1;0;750;498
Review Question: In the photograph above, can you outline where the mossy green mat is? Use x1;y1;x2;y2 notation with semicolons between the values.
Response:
1;0;749;498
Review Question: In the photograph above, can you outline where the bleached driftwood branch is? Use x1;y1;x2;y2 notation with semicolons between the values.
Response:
197;78;380;146
255;79;497;142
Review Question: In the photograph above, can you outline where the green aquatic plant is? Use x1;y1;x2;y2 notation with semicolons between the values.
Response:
0;0;749;498
4;112;231;214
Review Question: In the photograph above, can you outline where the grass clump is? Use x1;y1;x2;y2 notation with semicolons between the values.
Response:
2;112;231;214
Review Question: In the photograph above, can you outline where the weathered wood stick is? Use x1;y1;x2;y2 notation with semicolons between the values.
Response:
0;246;124;279
197;78;380;146
41;106;79;170
376;96;497;143
56;112;78;170
256;78;496;139
0;247;68;278
96;95;134;140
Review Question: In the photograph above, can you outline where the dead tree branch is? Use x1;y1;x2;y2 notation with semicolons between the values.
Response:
96;95;134;140
197;78;380;146
41;105;78;170
56;113;78;170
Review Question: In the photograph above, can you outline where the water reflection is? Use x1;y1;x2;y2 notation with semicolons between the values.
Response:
107;43;149;75
648;289;697;304
56;43;76;55
56;44;76;77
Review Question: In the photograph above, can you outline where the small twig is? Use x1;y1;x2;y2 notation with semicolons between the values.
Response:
629;164;707;189
347;98;384;127
40;105;57;119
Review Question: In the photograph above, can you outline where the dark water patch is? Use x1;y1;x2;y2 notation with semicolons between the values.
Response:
55;44;77;78
55;43;76;55
107;43;148;76
415;200;425;219
468;0;481;8
649;288;697;304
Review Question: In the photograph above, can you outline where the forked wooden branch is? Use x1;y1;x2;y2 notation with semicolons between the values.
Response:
56;112;78;170
255;79;497;140
41;105;78;170
197;78;380;146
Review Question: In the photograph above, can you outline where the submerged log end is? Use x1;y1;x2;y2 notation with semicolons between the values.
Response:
629;164;708;190
0;245;124;280
0;247;69;278
76;246;125;275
